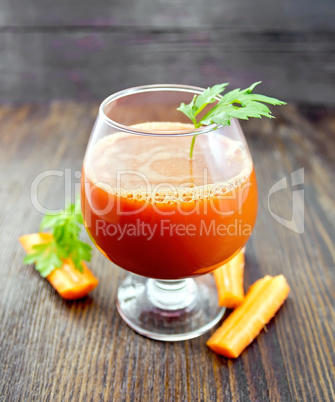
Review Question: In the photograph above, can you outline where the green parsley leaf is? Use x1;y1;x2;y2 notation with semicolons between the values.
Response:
177;96;197;126
177;83;229;128
23;198;92;276
177;82;286;158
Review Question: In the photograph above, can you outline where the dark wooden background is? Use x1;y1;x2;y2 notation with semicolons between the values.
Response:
0;0;335;103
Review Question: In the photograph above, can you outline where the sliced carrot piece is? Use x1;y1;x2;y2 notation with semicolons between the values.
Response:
19;233;98;300
19;232;53;253
207;275;290;358
213;249;245;308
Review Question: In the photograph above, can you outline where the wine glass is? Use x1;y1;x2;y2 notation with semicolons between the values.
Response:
81;84;258;341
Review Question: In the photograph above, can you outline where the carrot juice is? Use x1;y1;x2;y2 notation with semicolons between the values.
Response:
81;122;258;279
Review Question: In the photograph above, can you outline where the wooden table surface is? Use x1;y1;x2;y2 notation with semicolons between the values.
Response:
0;102;334;401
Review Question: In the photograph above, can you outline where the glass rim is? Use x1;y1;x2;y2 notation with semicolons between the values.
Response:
99;84;222;137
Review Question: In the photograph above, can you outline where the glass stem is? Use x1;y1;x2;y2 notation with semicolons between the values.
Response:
147;279;197;310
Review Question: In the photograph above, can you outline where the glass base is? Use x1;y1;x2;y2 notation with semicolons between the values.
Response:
116;273;225;341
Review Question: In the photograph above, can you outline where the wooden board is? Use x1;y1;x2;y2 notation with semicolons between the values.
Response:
0;0;335;103
0;102;334;401
1;0;334;30
1;30;334;104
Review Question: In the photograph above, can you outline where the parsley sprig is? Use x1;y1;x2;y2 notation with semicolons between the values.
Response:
23;198;92;277
177;82;286;158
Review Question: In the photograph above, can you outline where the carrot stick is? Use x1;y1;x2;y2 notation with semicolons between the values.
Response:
213;249;245;308
207;275;290;358
19;233;99;300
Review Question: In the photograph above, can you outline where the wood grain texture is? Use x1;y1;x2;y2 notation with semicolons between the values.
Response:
1;29;334;105
1;0;334;30
0;0;335;103
0;102;334;401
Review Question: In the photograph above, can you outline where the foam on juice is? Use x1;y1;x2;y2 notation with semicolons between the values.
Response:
85;122;252;203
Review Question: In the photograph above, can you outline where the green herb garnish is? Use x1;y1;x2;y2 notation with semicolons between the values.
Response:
23;198;92;277
177;82;286;158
